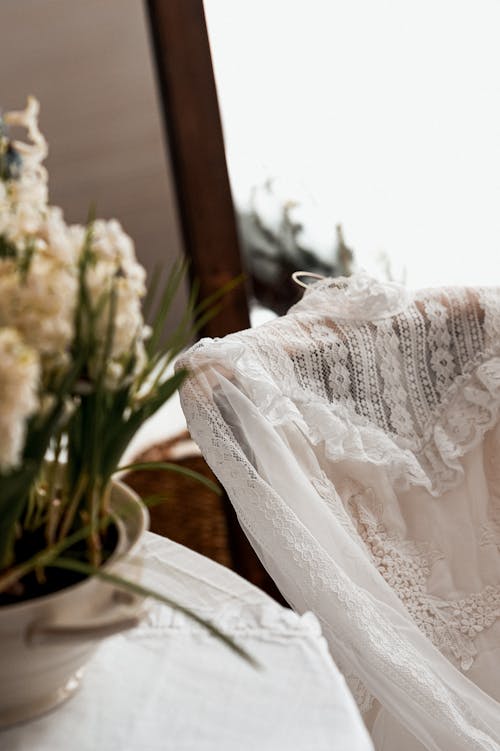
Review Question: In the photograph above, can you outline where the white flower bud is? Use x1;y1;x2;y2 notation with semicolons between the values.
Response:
0;328;40;471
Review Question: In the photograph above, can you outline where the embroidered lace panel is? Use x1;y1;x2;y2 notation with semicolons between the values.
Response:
281;282;500;498
346;484;500;672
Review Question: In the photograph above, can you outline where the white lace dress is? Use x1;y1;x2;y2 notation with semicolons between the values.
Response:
178;274;500;751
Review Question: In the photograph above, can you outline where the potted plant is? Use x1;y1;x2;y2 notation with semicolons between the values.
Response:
0;98;242;727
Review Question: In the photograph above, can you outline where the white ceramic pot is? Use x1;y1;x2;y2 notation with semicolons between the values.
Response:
0;480;149;728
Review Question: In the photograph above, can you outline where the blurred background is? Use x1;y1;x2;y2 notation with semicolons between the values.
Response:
205;0;500;313
0;0;187;327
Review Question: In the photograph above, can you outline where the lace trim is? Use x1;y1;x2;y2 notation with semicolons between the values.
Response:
186;276;500;496
480;520;500;549
179;380;500;746
347;483;500;671
343;672;376;715
294;271;412;320
237;479;498;745
218;286;500;497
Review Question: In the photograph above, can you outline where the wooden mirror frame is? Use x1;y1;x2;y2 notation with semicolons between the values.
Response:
146;0;250;338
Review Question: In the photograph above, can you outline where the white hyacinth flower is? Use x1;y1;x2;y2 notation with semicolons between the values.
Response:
1;97;49;239
0;328;40;471
83;220;147;387
37;207;83;263
89;219;146;294
0;250;78;366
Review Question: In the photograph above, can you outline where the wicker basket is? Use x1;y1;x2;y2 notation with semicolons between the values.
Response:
124;432;233;569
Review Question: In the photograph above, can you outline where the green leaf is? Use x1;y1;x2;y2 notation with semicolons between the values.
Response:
142;263;162;321
96;370;187;483
51;556;257;667
146;260;188;358
193;274;244;316
0;462;39;567
116;461;221;495
0;508;102;591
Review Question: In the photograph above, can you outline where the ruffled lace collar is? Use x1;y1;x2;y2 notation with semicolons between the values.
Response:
292;271;411;321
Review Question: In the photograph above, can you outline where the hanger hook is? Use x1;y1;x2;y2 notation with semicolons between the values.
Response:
291;271;326;289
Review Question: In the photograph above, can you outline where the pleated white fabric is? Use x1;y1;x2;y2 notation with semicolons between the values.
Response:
179;274;500;751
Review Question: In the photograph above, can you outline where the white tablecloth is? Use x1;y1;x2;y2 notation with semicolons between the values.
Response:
1;532;373;751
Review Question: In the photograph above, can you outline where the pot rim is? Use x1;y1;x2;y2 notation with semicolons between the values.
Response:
0;480;148;614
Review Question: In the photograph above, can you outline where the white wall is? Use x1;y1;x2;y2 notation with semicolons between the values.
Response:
205;0;500;289
0;0;188;328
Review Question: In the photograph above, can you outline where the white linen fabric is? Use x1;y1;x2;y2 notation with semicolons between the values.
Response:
178;273;500;751
1;533;371;751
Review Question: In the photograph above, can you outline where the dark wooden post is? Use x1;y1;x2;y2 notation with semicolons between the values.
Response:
145;0;250;337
